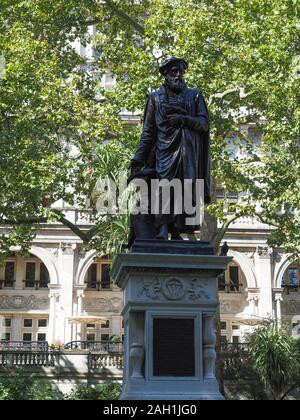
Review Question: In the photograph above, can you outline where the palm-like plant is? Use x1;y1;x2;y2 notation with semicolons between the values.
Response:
247;326;300;400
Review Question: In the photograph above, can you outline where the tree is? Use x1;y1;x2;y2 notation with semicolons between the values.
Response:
246;326;300;400
0;0;299;257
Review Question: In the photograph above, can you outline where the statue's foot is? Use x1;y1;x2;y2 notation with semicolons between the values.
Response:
155;224;168;240
171;233;184;241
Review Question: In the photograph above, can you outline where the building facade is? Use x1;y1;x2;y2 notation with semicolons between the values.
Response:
0;208;299;347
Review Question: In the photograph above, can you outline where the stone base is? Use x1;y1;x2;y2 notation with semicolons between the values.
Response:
111;240;231;401
120;379;225;401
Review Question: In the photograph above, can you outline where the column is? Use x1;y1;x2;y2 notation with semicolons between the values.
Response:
111;316;121;338
76;289;85;341
254;247;273;320
48;290;60;343
56;243;76;344
203;313;217;380
273;288;284;329
11;316;22;341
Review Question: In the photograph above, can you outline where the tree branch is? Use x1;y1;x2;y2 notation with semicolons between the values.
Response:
86;226;100;242
52;210;89;243
88;0;145;34
208;86;251;106
212;214;242;252
256;214;280;228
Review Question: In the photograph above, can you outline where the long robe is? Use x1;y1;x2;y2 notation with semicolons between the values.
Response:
133;85;211;233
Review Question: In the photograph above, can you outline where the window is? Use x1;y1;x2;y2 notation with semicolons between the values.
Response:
282;264;300;294
23;333;32;342
38;319;47;328
85;261;112;291
87;334;96;342
232;336;240;344
24;319;33;328
87;264;97;289
4;262;15;287
220;322;227;331
101;334;110;342
87;324;96;329
1;333;10;341
101;264;111;289
232;325;240;331
229;267;240;292
221;336;228;345
39;263;50;288
2;318;11;328
25;262;36;288
101;320;110;329
37;333;46;342
219;264;242;293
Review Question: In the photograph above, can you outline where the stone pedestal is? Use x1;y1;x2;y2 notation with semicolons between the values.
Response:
111;240;231;401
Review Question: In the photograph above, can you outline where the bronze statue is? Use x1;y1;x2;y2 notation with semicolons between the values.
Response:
128;57;210;244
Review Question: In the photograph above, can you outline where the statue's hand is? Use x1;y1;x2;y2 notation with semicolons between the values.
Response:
167;114;185;128
164;104;187;116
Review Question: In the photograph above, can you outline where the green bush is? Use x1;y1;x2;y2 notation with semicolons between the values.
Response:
246;326;300;400
66;382;122;400
0;370;60;400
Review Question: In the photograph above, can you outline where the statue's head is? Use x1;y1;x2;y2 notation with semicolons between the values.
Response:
159;57;188;93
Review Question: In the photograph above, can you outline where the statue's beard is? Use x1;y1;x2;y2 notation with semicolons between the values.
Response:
165;76;186;93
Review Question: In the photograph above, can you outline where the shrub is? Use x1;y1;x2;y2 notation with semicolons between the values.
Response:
0;369;60;400
246;326;300;400
66;381;122;400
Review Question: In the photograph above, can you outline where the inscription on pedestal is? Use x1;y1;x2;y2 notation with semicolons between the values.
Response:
153;318;195;377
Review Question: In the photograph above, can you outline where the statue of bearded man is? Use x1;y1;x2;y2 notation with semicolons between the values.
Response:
129;57;211;242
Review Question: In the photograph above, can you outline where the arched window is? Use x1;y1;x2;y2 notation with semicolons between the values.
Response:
85;258;112;291
281;260;300;294
218;262;244;293
24;254;50;289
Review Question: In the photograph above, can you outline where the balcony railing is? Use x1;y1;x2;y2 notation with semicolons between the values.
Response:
89;353;123;370
64;341;123;353
0;280;16;289
0;351;57;367
0;341;49;352
22;280;49;289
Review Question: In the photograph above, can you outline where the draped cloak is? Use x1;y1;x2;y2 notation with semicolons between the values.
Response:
132;85;211;233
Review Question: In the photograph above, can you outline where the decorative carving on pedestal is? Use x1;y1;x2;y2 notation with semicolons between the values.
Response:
0;295;49;310
130;343;145;378
162;278;186;300
138;278;211;302
84;297;123;313
189;279;210;300
203;314;217;380
139;279;161;300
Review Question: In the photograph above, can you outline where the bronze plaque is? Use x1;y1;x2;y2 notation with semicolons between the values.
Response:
153;318;195;377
